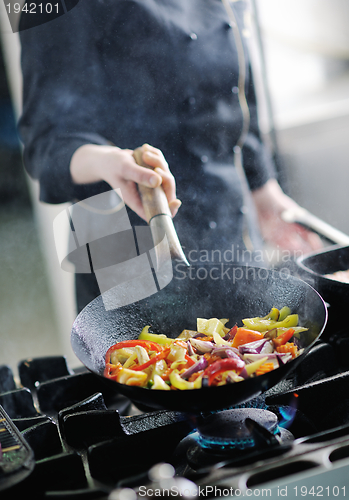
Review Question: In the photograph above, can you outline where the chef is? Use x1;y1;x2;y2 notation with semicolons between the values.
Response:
18;0;321;311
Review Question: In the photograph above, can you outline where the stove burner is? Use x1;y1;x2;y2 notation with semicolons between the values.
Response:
175;409;294;473
197;408;278;451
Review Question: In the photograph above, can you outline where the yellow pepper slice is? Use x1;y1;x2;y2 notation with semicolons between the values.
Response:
197;318;225;336
138;326;174;345
213;331;230;345
117;368;148;386
278;306;291;322
152;374;171;391
169;370;202;390
262;307;280;321
245;357;269;376
123;351;138;369
242;314;299;332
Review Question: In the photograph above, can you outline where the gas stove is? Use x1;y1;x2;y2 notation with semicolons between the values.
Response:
1;326;349;499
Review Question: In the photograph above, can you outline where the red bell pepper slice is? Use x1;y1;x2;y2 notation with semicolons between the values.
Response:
203;357;245;386
208;369;232;385
133;348;171;371
104;362;122;380
184;354;196;366
226;324;238;341
273;328;295;347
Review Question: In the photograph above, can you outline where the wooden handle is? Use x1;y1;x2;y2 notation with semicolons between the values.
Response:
133;147;172;223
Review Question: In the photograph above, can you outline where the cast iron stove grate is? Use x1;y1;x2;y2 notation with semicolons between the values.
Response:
0;333;349;499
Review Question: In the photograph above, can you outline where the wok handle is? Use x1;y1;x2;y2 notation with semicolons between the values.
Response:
133;146;190;267
133;147;172;223
281;207;349;246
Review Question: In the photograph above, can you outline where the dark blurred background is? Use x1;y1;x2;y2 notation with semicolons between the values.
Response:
0;39;62;373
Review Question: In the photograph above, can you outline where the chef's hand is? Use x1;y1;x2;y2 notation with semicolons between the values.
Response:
252;179;323;254
70;143;181;221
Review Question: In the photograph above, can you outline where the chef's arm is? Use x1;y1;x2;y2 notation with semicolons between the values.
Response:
241;67;322;253
252;179;323;253
70;143;181;221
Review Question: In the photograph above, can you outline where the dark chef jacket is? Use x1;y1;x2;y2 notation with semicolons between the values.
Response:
19;0;275;274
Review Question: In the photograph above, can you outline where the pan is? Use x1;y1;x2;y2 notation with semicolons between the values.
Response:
282;207;349;313
71;264;327;413
296;244;349;309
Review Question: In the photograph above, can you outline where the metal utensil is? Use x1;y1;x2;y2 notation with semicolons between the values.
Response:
133;147;189;268
281;207;349;246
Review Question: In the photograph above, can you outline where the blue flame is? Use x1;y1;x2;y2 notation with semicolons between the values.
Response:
279;405;297;429
198;433;255;450
195;424;281;451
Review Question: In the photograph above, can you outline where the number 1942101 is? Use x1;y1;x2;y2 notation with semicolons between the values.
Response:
6;2;60;14
294;486;346;496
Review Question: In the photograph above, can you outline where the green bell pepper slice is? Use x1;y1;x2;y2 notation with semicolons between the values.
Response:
242;313;299;332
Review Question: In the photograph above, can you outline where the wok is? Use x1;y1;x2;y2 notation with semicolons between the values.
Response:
71;265;327;412
297;244;349;309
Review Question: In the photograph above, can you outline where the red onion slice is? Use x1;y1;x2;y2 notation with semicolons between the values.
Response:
189;338;214;354
238;338;269;355
181;357;208;380
212;346;242;359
